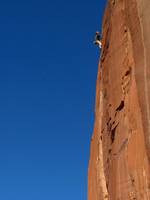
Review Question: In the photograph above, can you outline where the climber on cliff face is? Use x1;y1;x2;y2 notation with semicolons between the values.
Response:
94;31;102;49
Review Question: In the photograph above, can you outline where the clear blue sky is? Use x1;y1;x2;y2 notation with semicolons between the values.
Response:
0;0;106;199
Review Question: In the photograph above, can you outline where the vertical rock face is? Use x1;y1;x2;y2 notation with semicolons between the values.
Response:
88;0;150;199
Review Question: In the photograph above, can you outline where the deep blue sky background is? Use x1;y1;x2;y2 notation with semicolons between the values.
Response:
0;0;106;199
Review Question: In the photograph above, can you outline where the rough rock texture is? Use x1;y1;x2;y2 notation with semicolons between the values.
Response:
88;0;150;199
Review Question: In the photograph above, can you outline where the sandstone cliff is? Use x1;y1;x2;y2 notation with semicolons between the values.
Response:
88;0;150;199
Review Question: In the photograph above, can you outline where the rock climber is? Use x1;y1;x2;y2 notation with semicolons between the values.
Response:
94;31;102;49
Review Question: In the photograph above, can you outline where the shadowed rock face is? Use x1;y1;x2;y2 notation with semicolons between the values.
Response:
88;0;150;199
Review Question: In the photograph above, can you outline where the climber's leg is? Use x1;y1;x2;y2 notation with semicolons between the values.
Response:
94;40;102;49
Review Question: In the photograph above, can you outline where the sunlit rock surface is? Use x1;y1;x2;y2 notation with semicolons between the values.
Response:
88;0;150;199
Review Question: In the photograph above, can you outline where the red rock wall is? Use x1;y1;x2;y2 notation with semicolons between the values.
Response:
88;0;150;199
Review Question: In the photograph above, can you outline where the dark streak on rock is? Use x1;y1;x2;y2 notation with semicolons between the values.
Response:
125;67;132;76
111;123;119;143
116;101;124;111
